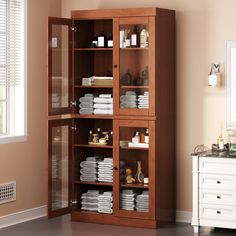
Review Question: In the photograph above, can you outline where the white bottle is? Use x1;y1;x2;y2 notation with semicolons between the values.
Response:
132;132;140;143
140;28;149;48
144;129;149;143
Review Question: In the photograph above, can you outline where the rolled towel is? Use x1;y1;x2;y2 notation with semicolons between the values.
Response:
79;97;94;103
94;103;113;109
79;102;94;109
79;108;93;114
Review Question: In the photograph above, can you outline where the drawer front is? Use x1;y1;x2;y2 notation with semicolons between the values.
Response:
200;173;236;190
199;158;236;174
200;204;236;222
200;189;236;205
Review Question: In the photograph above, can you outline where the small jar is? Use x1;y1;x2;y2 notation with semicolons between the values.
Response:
92;134;99;143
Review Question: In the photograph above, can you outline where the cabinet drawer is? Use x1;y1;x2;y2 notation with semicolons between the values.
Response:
200;204;236;222
200;189;236;205
200;173;236;190
199;158;236;174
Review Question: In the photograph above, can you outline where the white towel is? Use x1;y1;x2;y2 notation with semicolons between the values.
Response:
94;103;113;109
79;102;94;109
94;97;113;104
94;109;113;115
79;108;93;114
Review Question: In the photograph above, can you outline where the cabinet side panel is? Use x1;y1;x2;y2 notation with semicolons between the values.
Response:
155;10;176;223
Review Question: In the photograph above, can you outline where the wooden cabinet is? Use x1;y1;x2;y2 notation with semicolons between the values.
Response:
47;7;175;228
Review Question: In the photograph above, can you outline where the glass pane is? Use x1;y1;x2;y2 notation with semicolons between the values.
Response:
0;85;6;100
0;101;6;134
51;25;69;108
119;126;149;213
119;24;149;109
51;125;69;211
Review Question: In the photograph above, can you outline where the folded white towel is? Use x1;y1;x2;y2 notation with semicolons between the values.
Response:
94;109;113;115
94;103;113;109
79;97;94;103
94;97;113;104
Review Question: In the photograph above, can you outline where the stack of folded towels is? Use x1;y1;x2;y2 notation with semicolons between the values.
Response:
120;189;137;211
81;190;101;212
79;93;94;114
98;191;113;214
93;94;113;115
51;93;61;108
80;156;102;182
138;92;149;109
135;191;149;212
98;158;113;182
120;91;137;108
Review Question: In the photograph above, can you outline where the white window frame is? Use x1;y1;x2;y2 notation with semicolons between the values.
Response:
0;0;27;144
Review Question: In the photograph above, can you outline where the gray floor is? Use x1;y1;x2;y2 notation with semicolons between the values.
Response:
0;215;236;236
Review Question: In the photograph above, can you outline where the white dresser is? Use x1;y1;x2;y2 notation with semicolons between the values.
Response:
192;153;236;233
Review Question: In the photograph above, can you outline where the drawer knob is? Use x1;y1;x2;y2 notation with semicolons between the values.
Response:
217;181;221;184
217;196;221;199
217;210;221;214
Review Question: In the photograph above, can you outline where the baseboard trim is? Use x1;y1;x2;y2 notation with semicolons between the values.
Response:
176;210;192;223
0;207;191;229
0;205;46;229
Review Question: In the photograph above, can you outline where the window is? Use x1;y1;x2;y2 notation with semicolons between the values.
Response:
0;0;27;143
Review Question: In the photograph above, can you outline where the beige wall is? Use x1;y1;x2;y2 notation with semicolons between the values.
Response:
0;0;61;216
61;0;236;212
1;0;235;217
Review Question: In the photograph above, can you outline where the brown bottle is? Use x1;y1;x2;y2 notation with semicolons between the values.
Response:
122;69;132;85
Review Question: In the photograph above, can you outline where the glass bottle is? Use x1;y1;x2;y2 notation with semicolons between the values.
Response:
107;34;113;48
217;135;224;151
140;131;145;143
143;66;149;85
91;36;98;48
109;131;113;145
135;72;143;86
140;26;149;48
121;69;132;85
97;32;106;48
132;131;140;143
131;26;139;47
145;128;149;143
97;128;102;139
88;130;93;143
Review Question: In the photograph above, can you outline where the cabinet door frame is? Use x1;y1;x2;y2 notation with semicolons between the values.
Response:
113;119;156;220
47;17;73;116
113;17;156;117
47;118;73;218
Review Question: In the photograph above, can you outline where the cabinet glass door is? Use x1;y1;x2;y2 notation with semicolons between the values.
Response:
113;120;155;219
48;119;72;218
114;17;155;116
48;17;73;115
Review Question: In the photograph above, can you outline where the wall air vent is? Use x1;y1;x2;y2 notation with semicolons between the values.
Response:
0;181;16;204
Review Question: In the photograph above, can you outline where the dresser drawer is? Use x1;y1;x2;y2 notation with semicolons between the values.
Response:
200;189;236;205
199;158;236;174
200;204;236;222
200;173;236;190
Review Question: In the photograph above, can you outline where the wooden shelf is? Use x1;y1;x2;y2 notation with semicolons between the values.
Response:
121;183;149;189
74;85;113;88
120;146;149;150
75;181;113;187
120;47;149;51
74;144;113;149
121;86;149;89
74;48;113;51
72;114;114;119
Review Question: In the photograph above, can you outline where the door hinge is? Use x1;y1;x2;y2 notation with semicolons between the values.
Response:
70;200;78;206
71;126;77;131
70;100;77;107
71;27;77;32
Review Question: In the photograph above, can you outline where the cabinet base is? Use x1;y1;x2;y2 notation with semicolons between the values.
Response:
71;211;158;228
